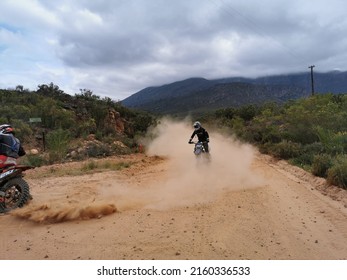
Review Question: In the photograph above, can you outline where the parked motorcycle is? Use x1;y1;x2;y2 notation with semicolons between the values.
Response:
0;165;34;213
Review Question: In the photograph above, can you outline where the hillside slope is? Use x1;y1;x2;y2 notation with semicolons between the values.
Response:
122;71;347;115
130;82;308;115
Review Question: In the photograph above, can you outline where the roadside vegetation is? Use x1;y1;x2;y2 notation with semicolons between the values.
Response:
210;93;347;189
0;83;155;166
2;83;346;189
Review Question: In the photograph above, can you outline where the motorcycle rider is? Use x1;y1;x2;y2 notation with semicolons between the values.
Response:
188;121;210;153
0;124;26;169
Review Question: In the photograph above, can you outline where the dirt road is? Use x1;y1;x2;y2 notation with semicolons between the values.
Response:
1;120;347;260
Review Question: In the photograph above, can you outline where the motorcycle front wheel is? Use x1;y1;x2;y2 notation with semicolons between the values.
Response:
0;178;30;213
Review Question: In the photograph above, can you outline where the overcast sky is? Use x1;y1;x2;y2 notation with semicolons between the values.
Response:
1;0;346;100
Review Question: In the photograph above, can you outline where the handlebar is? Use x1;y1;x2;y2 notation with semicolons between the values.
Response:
189;141;208;144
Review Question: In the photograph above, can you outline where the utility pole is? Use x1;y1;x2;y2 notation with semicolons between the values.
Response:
308;65;315;96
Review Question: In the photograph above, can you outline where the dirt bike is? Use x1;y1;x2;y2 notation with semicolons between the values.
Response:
0;165;34;213
189;141;206;155
189;141;211;162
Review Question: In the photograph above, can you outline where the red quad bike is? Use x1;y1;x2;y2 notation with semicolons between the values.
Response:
0;165;34;213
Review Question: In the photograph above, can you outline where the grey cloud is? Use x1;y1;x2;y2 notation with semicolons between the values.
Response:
54;1;204;67
57;31;159;67
1;0;347;99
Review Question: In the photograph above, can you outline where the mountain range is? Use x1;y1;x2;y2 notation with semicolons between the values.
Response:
121;71;347;115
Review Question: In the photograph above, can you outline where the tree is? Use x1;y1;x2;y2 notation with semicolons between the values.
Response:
37;82;65;97
15;85;24;92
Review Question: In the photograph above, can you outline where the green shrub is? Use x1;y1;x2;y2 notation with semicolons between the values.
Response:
22;154;45;167
101;161;131;171
312;154;333;177
267;140;302;159
235;104;259;121
315;126;346;155
304;142;325;154
327;156;347;189
292;142;325;168
46;129;71;163
258;142;271;154
86;143;112;158
110;142;132;155
260;125;282;144
81;160;98;171
81;160;131;172
291;153;313;169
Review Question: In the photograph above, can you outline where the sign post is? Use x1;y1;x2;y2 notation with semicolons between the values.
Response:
29;117;45;151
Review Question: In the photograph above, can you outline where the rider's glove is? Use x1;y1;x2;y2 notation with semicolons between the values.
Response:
188;138;193;144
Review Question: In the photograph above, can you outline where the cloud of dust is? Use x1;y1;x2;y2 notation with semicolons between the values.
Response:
115;118;264;210
12;118;264;223
12;202;117;223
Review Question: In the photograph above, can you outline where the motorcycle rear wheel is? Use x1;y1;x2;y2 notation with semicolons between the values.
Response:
0;178;30;213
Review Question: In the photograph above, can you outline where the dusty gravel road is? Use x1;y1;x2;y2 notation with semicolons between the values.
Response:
1;120;347;260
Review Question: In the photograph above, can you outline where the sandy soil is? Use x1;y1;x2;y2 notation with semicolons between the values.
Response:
1;120;347;260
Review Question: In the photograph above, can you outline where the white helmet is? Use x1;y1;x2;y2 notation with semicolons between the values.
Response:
193;121;201;131
0;124;13;134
